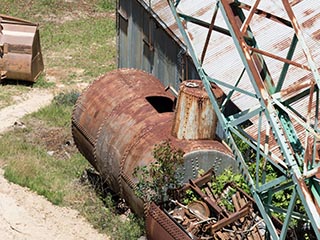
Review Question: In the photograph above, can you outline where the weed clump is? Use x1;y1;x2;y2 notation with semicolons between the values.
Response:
53;90;79;106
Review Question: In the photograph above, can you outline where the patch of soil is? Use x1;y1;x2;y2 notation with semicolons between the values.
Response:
0;89;54;134
0;169;108;240
26;121;78;160
39;11;115;24
40;128;76;158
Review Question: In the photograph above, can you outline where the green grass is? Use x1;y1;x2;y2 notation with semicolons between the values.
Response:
1;0;116;21
79;193;144;240
0;127;144;238
96;0;116;11
3;146;86;205
33;74;56;88
1;0;116;88
0;1;144;238
41;18;116;80
0;84;30;108
0;91;144;238
29;91;78;127
0;92;86;204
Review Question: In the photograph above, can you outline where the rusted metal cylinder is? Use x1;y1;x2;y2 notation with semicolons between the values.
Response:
0;14;44;82
172;80;223;140
72;68;175;171
72;69;235;216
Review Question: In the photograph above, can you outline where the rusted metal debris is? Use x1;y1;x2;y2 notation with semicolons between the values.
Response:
0;14;44;82
146;170;266;240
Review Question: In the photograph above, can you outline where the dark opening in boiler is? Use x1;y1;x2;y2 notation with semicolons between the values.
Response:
146;96;174;113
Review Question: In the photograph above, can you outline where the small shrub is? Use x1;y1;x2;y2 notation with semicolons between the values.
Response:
182;189;198;205
209;168;250;212
53;90;79;106
210;168;250;195
133;140;184;204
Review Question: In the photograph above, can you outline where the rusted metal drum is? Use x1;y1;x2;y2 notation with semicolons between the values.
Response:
72;68;235;216
0;14;44;82
172;80;223;140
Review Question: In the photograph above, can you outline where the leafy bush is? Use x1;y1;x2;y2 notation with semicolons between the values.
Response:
133;140;184;204
211;168;250;195
182;189;198;205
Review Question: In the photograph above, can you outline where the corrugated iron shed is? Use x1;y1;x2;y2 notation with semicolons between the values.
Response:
117;0;198;91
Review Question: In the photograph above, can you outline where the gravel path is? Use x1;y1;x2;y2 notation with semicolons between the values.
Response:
0;89;108;240
0;89;53;133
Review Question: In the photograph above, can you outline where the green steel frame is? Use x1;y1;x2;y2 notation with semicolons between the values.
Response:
167;0;320;239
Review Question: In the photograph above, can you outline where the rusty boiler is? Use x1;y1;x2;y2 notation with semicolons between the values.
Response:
0;14;44;82
72;68;236;219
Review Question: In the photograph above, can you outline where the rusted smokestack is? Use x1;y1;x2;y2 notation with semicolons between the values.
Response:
172;80;223;140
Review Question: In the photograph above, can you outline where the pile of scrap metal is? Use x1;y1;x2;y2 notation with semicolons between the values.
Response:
146;170;265;240
146;169;296;240
0;14;43;82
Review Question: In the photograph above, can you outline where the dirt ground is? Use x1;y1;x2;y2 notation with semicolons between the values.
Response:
0;89;53;133
0;89;109;240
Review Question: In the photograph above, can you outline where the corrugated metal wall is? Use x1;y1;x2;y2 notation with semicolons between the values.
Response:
117;0;198;91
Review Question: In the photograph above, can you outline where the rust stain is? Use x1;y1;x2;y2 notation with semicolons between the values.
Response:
302;13;320;28
195;5;212;18
0;14;43;82
152;0;167;11
169;23;179;33
273;36;291;52
280;75;310;97
312;29;320;41
304;9;314;16
172;80;224;140
289;0;303;7
146;202;191;240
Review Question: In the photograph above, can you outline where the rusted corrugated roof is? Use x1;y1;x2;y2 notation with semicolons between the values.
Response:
140;0;319;106
138;0;320;159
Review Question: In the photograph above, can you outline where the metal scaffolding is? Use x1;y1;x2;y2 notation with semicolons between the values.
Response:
167;0;320;239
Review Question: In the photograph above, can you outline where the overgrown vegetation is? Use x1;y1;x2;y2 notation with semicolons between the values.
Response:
181;168;250;211
133;140;184;204
232;135;315;239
